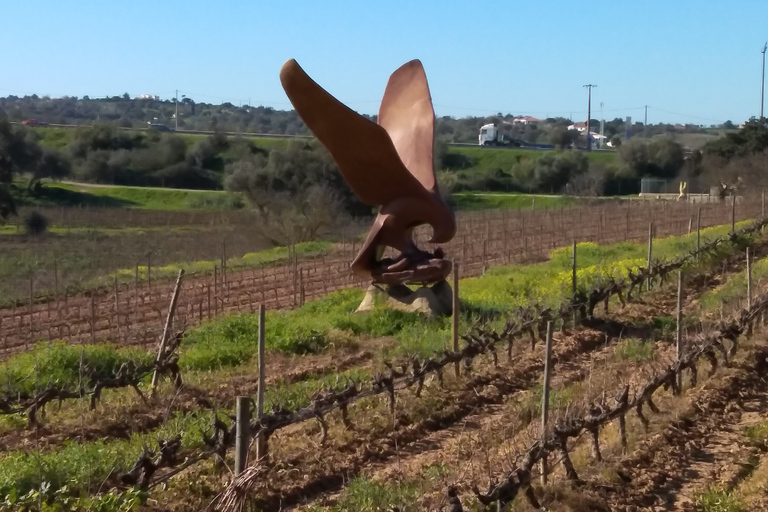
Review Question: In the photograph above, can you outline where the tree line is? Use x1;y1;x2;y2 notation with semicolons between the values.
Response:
1;93;717;145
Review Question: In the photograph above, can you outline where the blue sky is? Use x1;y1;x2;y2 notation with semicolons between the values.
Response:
1;0;766;125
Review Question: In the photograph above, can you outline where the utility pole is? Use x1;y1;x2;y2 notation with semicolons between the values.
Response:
583;84;597;151
761;43;767;120
174;89;178;131
644;105;648;137
600;101;605;144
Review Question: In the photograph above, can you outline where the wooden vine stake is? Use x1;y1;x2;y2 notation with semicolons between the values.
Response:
256;303;268;461
676;271;683;391
235;396;250;476
747;247;753;310
746;247;753;341
696;208;702;259
452;263;460;379
150;269;185;396
646;222;653;291
571;240;577;327
540;321;553;485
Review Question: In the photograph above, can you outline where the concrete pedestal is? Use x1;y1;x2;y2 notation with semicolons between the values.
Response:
355;280;453;318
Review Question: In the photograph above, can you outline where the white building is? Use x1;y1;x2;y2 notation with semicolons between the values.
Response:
568;122;588;132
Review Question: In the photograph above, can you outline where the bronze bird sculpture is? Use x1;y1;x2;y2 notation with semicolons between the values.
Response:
279;58;456;286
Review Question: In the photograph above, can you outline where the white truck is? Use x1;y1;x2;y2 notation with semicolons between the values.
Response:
478;123;553;149
478;123;506;146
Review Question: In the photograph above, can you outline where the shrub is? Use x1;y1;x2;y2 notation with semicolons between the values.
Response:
23;210;48;235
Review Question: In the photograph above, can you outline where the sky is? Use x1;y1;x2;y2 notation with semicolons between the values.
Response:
1;0;767;126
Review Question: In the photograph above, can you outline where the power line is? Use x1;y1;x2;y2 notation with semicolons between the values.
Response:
646;106;727;124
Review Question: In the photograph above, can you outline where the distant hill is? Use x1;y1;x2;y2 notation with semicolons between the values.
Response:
0;94;717;145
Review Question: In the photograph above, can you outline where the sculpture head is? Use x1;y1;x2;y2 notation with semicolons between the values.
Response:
280;59;456;286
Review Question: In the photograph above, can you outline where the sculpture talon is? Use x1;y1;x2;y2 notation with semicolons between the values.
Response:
279;58;456;289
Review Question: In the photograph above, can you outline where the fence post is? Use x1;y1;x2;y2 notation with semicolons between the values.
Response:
452;263;460;379
135;264;139;309
300;270;305;307
625;204;630;240
207;284;212;320
540;321;553;485
762;190;765;219
90;293;96;344
256;304;268;460
29;274;34;340
688;218;692;235
54;259;59;306
292;245;298;307
150;269;185;396
696;208;702;259
222;240;227;286
114;277;120;335
646;222;653;291
676;271;683;392
731;196;736;234
147;253;152;297
235;396;251;475
571;240;578;327
747;247;753;310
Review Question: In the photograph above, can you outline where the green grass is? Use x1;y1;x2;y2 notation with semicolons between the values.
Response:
613;338;656;362
696;486;745;512
181;288;444;370
31;126;303;154
743;421;768;449
98;240;333;289
0;342;153;397
451;192;576;211
697;253;768;314
41;182;244;211
184;221;758;372
0;219;758;503
0;409;214;501
309;476;420;512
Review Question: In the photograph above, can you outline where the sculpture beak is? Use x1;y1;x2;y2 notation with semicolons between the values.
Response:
428;210;457;244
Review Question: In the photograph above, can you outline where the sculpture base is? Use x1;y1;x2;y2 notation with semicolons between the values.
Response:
371;258;452;287
355;280;453;318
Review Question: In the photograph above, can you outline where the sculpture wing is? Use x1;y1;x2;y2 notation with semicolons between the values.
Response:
279;59;430;206
377;59;437;193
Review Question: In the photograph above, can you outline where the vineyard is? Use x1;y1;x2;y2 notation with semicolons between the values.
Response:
0;198;754;356
2;197;768;511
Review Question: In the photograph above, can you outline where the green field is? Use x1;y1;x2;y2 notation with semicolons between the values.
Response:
449;146;617;172
31;126;309;153
14;180;582;213
451;192;577;210
12;180;242;210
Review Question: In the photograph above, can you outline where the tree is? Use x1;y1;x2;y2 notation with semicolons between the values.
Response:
224;142;364;245
534;150;588;193
610;136;622;147
723;120;735;129
28;149;71;192
703;119;768;159
646;136;685;178
225;152;345;245
618;136;684;179
0;115;43;220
